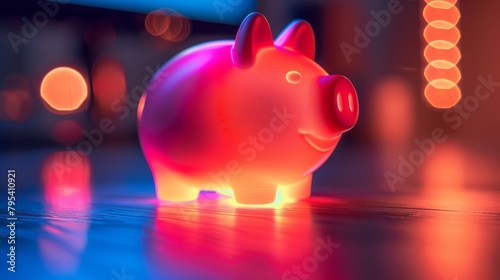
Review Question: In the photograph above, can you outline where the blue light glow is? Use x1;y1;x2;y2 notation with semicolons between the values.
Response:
61;0;256;24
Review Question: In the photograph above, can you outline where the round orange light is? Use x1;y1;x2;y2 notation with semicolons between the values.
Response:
423;24;461;46
424;83;461;108
145;10;171;36
424;44;461;68
424;64;461;85
160;13;191;42
423;2;460;25
41;67;88;113
423;0;461;109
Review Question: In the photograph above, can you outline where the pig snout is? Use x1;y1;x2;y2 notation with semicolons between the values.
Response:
320;75;359;133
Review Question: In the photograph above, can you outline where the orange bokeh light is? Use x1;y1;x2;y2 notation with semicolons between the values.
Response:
40;67;88;113
145;9;191;42
424;64;461;85
423;0;462;108
424;45;461;67
424;83;461;108
160;14;191;42
145;10;171;36
423;24;460;46
423;2;460;25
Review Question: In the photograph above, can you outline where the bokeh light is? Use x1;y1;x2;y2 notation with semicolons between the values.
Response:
424;84;462;110
40;67;89;113
423;0;462;108
371;77;415;149
160;13;191;42
424;44;461;68
145;10;171;36
423;24;460;46
0;89;32;122
0;74;33;122
423;1;460;25
424;64;461;86
91;58;127;117
145;9;191;42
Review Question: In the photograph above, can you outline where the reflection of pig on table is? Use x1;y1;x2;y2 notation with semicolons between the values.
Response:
138;13;359;205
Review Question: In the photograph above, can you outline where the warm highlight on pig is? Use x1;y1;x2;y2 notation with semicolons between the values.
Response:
138;13;359;205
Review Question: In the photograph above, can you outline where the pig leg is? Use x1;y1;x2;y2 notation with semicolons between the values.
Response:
278;175;312;202
152;167;200;202
231;178;277;205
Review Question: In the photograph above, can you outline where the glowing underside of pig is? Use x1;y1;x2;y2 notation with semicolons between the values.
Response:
138;13;359;205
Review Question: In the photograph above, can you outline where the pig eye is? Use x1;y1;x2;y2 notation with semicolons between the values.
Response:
286;70;302;84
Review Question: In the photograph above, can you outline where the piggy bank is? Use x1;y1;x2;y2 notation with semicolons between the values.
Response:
138;13;359;205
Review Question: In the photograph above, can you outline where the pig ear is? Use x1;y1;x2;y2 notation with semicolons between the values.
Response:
275;20;315;60
231;13;274;68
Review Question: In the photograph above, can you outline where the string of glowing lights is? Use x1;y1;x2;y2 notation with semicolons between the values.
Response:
423;0;462;108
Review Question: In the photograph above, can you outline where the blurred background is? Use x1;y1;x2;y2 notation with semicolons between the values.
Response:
0;1;499;279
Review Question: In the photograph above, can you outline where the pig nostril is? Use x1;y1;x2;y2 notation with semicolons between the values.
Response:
286;71;302;84
348;93;354;112
336;92;343;112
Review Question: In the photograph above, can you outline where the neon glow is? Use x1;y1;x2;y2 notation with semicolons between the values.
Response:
138;13;359;205
423;0;462;108
40;67;88;113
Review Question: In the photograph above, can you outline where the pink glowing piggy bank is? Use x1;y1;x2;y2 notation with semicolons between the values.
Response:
138;13;359;205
